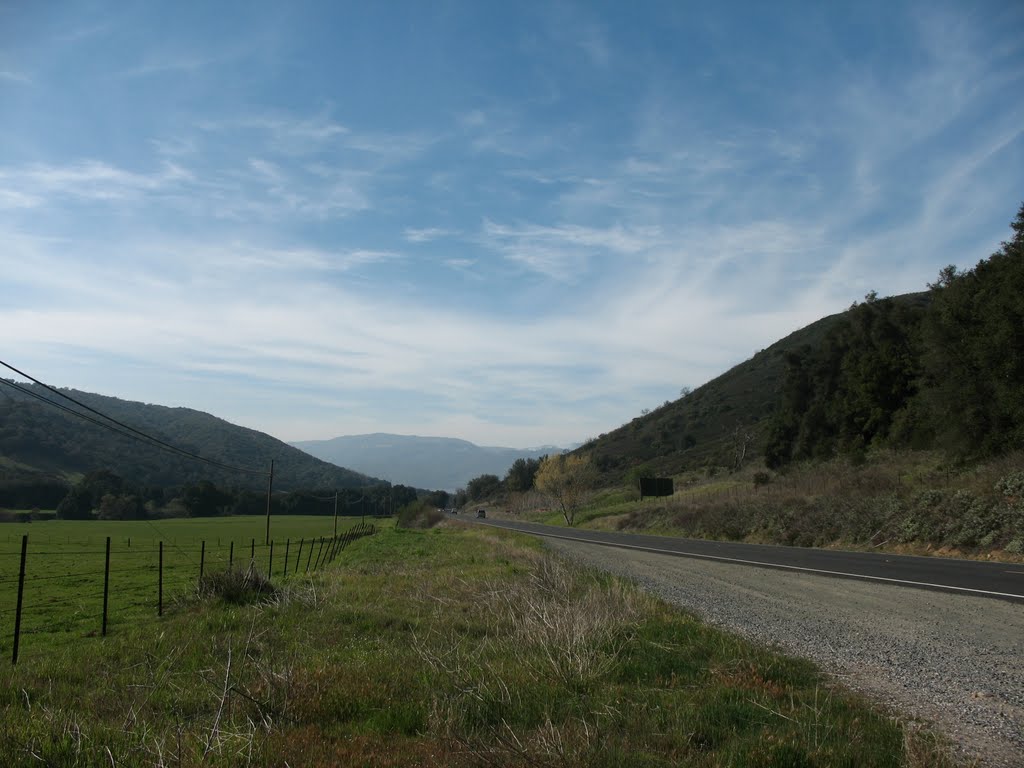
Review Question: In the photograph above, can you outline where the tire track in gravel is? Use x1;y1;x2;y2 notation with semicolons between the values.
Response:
542;537;1024;768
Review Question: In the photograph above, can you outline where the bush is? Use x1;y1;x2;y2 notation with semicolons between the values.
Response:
397;501;445;529
995;471;1024;500
197;566;277;604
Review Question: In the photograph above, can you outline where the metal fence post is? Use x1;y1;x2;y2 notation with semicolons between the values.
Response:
283;538;290;577
12;535;28;665
102;536;111;637
158;541;164;617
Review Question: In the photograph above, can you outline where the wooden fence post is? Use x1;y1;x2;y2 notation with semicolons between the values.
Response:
250;538;255;565
268;540;274;575
12;535;28;665
294;539;304;574
283;539;290;577
229;541;234;570
200;541;206;582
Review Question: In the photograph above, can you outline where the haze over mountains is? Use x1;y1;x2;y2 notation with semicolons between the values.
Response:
291;434;562;492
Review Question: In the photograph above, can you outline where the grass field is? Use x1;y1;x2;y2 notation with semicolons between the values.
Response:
0;515;377;662
0;520;956;767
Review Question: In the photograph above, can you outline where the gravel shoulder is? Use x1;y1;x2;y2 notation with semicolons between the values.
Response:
544;537;1024;768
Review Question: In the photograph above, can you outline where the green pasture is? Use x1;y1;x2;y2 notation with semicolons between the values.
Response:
0;515;382;661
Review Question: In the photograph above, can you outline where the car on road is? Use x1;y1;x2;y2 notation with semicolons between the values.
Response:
476;509;486;518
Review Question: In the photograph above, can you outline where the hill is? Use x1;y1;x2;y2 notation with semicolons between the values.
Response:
580;292;930;481
291;433;560;491
0;383;376;498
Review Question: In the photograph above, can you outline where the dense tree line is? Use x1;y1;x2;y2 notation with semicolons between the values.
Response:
767;204;1024;467
44;470;417;521
462;456;546;503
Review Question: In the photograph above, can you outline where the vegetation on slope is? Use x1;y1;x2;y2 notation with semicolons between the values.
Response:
0;385;377;500
766;203;1024;467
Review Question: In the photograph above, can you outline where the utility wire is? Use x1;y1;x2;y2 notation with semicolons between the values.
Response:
0;360;267;476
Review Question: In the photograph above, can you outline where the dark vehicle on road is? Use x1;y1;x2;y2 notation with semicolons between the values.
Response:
476;509;486;518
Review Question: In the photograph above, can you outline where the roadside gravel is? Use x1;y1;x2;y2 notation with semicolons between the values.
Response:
544;538;1024;768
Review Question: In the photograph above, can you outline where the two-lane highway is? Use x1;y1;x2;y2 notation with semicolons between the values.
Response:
479;519;1024;602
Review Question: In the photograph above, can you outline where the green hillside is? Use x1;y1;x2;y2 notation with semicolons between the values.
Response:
0;384;375;495
580;203;1023;485
578;302;888;480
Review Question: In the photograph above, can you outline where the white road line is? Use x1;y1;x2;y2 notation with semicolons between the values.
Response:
486;524;1024;602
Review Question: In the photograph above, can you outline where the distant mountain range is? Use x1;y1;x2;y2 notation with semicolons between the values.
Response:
0;383;377;493
291;434;562;491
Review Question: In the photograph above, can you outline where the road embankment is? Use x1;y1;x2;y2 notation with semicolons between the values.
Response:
482;521;1024;767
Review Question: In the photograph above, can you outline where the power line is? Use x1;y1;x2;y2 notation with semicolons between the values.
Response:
0;360;267;476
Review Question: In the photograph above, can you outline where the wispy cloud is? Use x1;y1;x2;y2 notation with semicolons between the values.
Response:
403;227;457;243
0;70;31;84
0;160;188;207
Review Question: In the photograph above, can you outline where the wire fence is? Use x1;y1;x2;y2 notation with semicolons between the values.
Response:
1;522;376;665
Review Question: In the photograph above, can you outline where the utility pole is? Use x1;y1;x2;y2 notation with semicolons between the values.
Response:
265;459;274;545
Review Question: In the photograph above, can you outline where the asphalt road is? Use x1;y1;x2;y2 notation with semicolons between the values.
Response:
479;519;1024;602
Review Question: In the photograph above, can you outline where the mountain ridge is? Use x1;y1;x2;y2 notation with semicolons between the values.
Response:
0;383;379;495
292;433;562;491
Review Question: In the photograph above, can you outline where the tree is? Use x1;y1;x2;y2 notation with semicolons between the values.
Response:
181;481;232;517
534;454;596;526
504;457;543;493
921;203;1024;456
467;473;502;501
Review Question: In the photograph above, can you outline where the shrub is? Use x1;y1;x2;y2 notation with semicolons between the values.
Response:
397;500;445;529
197;566;277;604
995;471;1024;500
752;471;771;488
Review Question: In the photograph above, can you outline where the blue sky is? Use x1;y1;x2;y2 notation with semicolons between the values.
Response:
1;1;1022;448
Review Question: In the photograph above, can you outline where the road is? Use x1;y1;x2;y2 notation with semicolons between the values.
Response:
477;519;1024;766
479;519;1024;602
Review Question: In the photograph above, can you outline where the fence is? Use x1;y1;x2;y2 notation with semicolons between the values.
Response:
1;522;376;665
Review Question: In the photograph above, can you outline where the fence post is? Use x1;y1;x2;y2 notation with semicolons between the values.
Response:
305;537;315;573
158;541;164;617
295;539;304;574
268;540;274;575
12;535;28;665
250;538;255;565
313;537;326;570
284;538;290;577
200;540;206;582
229;541;234;570
102;536;111;637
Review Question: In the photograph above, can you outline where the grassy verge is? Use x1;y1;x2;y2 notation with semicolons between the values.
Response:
1;522;957;766
515;450;1024;560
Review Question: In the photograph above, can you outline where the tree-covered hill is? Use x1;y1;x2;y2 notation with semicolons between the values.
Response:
578;305;862;481
580;203;1023;482
0;384;376;497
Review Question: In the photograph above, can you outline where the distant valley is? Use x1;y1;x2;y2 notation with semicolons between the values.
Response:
291;434;562;491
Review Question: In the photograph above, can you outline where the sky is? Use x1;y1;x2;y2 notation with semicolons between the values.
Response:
1;1;1022;449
